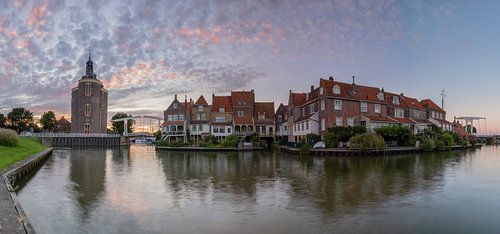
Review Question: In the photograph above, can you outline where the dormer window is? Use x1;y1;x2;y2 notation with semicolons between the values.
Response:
333;85;341;95
258;112;265;120
377;92;384;100
219;107;225;113
392;96;399;105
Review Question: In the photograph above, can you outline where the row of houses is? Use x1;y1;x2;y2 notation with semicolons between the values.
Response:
161;77;454;144
162;90;275;143
275;77;454;143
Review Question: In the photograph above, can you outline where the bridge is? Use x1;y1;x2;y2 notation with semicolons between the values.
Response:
20;132;121;147
110;115;163;136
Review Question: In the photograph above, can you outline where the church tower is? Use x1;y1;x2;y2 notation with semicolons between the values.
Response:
71;53;108;133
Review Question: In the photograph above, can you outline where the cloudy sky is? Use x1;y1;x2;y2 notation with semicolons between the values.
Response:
0;0;499;133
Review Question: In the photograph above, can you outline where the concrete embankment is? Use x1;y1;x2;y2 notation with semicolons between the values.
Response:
155;146;264;151
280;144;481;156
1;148;53;234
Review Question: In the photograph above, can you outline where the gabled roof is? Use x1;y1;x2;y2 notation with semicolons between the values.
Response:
290;92;306;106
194;95;208;106
212;95;233;112
402;96;425;110
420;99;445;113
231;90;255;106
234;117;254;125
320;78;386;104
254;102;275;120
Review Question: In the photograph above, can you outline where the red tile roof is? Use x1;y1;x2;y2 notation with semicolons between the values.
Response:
234;117;254;125
231;90;255;106
420;99;445;113
180;101;192;111
195;95;208;106
254;102;275;124
364;115;398;123
411;118;432;124
290;92;306;106
212;96;233;112
320;78;386;104
391;117;416;124
402;96;425;110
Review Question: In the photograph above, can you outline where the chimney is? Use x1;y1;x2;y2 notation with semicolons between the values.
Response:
289;90;292;94
352;76;356;85
310;85;314;92
400;93;404;97
381;87;384;92
329;76;333;81
174;94;178;100
190;98;193;104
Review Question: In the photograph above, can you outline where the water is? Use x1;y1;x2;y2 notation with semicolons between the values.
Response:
16;146;500;234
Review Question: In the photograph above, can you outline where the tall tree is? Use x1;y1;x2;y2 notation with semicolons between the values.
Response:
40;111;58;131
111;112;134;135
0;113;6;128
7;108;34;133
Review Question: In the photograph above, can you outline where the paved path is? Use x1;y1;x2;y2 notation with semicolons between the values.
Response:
0;173;25;234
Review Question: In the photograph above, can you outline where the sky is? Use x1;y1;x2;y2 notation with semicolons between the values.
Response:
0;0;499;134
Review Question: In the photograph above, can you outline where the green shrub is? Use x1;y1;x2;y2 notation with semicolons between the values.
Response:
203;135;219;144
324;130;338;148
435;140;446;151
422;139;435;152
328;126;366;142
440;132;454;147
305;134;321;145
0;128;19;147
156;139;168;146
375;125;414;146
348;133;386;150
221;134;238;147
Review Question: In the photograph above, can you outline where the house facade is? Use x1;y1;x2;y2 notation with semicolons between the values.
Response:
211;95;234;141
162;95;191;143
284;76;453;142
275;104;288;141
190;95;211;142
254;102;275;137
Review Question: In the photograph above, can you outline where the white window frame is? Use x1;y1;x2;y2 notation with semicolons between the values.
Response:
334;100;342;110
85;104;91;116
219;107;225;113
85;83;91;96
361;102;367;112
198;106;203;111
347;117;354;126
333;85;341;95
335;116;343;126
83;123;90;134
375;104;381;114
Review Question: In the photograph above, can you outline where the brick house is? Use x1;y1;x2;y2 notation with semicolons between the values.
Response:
421;99;453;131
54;116;71;133
162;95;192;143
190;95;211;142
254;102;275;137
284;76;453;142
275;103;288;141
232;90;255;136
211;95;234;141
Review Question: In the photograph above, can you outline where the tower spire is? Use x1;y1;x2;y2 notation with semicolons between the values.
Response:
86;50;95;78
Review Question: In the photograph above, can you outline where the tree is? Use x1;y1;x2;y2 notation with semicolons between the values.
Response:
0;113;6;128
111;112;134;135
40;111;58;131
7;108;35;133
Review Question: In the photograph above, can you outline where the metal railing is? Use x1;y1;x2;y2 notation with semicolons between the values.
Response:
20;132;120;138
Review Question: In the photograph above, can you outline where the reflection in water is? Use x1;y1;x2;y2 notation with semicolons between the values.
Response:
16;146;500;233
69;148;107;220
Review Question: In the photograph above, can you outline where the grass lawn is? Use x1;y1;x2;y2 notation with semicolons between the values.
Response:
0;137;47;170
